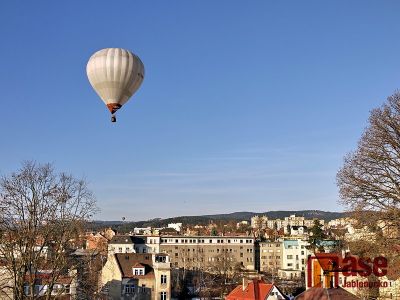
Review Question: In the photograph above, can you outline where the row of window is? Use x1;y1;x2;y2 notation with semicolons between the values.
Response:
166;247;251;254
261;255;281;259
161;238;253;244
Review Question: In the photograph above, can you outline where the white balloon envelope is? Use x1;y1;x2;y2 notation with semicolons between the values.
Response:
86;48;145;122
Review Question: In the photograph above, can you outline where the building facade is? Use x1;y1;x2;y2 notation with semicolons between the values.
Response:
259;241;282;274
101;252;171;300
159;236;255;270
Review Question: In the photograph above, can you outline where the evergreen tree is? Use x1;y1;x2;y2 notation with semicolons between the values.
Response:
308;219;326;250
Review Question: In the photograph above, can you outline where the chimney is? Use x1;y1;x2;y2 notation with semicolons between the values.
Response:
254;279;260;300
242;277;247;291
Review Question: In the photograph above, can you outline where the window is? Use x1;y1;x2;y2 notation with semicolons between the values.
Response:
161;291;167;300
118;247;123;252
287;255;293;259
124;284;135;294
161;274;167;284
64;285;70;294
133;268;144;275
24;285;30;296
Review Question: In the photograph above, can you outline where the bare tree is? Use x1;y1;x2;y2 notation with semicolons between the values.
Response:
204;249;243;298
0;161;97;299
337;91;400;256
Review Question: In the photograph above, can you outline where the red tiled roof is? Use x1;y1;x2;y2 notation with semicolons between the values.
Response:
225;279;275;300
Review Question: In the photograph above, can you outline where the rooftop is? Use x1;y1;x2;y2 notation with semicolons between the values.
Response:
114;253;155;279
109;235;145;245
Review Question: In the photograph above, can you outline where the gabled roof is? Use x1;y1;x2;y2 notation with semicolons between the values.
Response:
114;253;154;279
226;279;286;300
109;235;145;244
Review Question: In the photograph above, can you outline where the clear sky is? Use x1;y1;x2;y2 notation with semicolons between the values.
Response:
1;1;400;221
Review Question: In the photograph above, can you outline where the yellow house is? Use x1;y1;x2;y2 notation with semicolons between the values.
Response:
101;252;171;300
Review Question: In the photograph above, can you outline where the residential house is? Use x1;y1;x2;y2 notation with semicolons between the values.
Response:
101;253;171;300
226;278;287;300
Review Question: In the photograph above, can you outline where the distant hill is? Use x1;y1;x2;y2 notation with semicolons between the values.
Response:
90;210;346;229
201;210;345;221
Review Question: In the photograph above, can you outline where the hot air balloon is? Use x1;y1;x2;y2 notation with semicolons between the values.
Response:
86;48;145;122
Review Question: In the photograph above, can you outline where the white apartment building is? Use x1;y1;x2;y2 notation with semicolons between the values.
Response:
327;217;356;229
259;214;325;231
279;239;310;279
108;235;163;255
143;235;161;253
167;223;183;232
108;235;147;254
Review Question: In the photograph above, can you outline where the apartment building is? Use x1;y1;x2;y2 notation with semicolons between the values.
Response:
253;214;325;231
108;235;162;255
251;215;268;229
108;235;147;254
279;239;310;279
259;241;282;274
259;238;310;279
159;236;255;270
101;252;171;300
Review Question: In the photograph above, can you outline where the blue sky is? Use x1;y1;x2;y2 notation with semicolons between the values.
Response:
1;1;400;220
